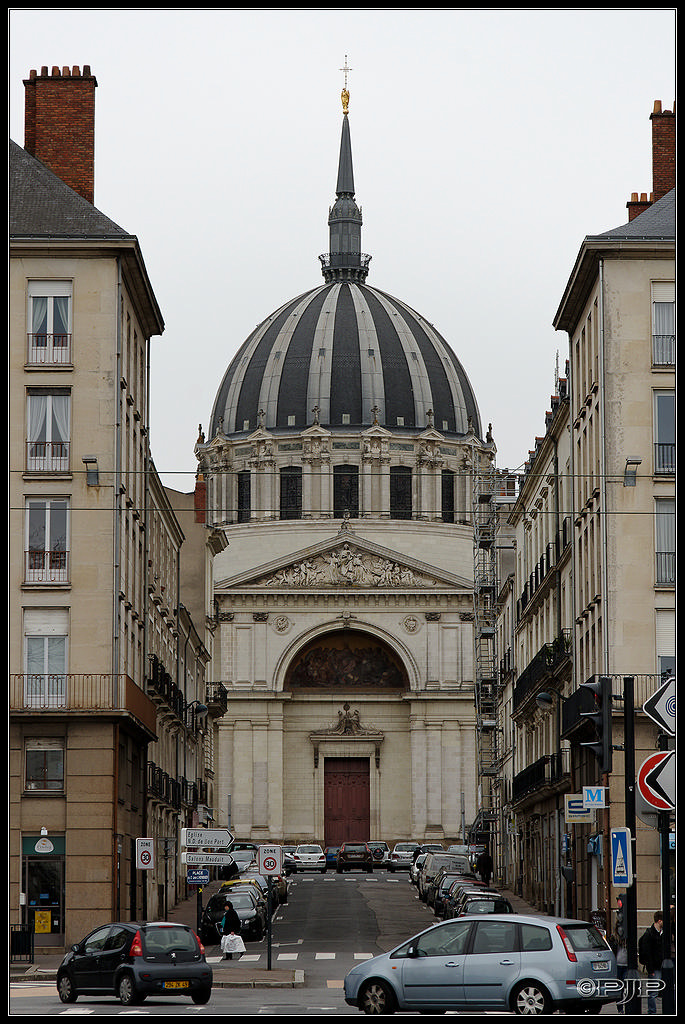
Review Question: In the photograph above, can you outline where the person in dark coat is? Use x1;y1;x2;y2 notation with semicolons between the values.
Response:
476;846;493;886
221;899;243;960
638;912;664;1014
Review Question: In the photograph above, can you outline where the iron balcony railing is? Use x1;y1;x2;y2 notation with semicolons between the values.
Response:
24;549;69;584
512;748;571;803
25;440;70;473
26;333;72;366
10;674;157;736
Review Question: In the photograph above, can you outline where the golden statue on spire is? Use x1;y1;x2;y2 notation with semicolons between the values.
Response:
340;54;352;115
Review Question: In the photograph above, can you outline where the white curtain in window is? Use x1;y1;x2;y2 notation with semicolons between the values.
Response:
653;301;674;336
51;394;70;444
28;394;47;442
53;295;70;335
31;295;48;335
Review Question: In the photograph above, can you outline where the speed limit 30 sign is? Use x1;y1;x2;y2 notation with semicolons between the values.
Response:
258;844;283;875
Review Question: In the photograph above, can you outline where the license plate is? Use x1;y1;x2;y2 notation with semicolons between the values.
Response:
591;961;610;972
163;980;190;988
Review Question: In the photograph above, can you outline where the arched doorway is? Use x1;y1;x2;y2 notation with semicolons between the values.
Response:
285;629;407;843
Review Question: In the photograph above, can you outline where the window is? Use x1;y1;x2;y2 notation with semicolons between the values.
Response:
25;738;64;790
390;466;412;519
520;923;553;952
280;466;302;520
655;498;675;584
237;470;251;523
441;469;455;523
471;919;517;954
654;392;675;473
333;465;359;518
25;499;69;583
26;389;71;472
23;608;68;707
652;283;675;366
27;281;72;365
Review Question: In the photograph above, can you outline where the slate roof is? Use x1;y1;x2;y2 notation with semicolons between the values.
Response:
593;187;675;240
9;139;132;239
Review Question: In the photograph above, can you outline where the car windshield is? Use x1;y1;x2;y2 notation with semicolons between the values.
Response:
563;924;609;951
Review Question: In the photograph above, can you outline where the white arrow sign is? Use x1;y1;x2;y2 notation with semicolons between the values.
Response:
642;677;675;736
181;827;233;849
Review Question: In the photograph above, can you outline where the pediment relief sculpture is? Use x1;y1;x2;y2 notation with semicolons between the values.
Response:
260;542;438;588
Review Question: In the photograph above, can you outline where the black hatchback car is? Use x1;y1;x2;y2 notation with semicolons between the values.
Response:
56;921;212;1006
200;888;268;944
336;842;374;873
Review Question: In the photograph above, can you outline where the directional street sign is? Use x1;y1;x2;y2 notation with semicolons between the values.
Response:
611;828;633;887
637;751;675;811
181;827;234;849
181;852;234;866
643;677;675;736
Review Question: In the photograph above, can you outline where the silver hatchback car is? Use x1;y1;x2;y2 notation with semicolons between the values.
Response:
344;914;616;1015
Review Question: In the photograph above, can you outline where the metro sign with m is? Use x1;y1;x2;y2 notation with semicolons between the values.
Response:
582;786;607;809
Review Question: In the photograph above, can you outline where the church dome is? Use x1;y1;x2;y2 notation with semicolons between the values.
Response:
209;97;482;441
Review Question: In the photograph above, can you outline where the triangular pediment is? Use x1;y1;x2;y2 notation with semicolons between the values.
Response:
215;526;471;591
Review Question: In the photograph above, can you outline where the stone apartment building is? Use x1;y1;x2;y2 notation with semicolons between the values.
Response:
498;101;675;927
9;66;224;951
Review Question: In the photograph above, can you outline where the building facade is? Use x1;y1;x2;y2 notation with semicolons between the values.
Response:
195;91;492;847
9;65;222;950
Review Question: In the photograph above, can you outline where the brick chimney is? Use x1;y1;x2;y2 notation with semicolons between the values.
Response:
650;100;676;202
627;99;675;220
23;65;97;203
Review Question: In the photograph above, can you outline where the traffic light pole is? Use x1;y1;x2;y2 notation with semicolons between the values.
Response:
622;677;641;1016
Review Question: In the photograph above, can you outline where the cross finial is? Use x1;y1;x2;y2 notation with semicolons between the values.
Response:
340;55;352;114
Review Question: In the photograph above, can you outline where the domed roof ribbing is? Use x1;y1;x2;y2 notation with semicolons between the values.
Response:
209;94;481;440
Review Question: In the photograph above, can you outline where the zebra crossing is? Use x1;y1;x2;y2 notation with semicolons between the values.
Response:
208;951;374;964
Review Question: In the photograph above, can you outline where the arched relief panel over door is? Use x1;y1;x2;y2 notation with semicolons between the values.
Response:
284;629;409;693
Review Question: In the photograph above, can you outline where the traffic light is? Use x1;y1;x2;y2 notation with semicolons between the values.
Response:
615;895;625;938
580;675;613;774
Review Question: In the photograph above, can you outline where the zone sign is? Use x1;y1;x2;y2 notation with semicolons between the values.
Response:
258;844;283;876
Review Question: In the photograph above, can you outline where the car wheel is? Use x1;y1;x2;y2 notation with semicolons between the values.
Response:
191;986;212;1004
511;981;552;1015
360;979;396;1015
57;972;77;1003
320;868;326;874
117;973;141;1006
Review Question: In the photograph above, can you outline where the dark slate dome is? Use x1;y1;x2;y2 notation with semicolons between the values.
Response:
209;97;482;440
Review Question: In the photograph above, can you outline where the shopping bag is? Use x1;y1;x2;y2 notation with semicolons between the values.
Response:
221;932;246;954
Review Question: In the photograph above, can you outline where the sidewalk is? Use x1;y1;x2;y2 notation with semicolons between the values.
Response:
9;878;303;989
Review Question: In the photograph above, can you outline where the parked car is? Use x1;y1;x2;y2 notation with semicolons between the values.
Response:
442;880;492;919
418;853;471;902
343;914;616;1015
429;871;478;917
388;842;419;872
57;921;212;1006
446;844;470;856
337;841;374;873
367;841;390;867
410;852;428;886
282;847;296;875
242;867;288;904
292;844;327;872
201;887;267;943
324;845;341;868
411;843;444;863
452;892;514;917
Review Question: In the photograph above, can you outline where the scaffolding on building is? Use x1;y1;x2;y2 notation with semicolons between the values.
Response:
471;451;500;846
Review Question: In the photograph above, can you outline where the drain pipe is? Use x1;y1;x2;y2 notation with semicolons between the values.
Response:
113;258;122;701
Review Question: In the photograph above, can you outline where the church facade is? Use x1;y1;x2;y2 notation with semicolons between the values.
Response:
195;90;494;846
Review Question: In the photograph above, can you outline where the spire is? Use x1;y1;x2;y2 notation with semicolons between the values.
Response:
319;59;371;283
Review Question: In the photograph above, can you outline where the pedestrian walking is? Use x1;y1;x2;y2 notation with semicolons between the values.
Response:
638;911;664;1014
476;846;493;887
220;899;245;960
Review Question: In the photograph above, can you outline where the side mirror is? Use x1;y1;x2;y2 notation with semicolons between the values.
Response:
406;946;420;959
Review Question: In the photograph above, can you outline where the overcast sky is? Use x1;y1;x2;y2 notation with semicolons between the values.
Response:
10;8;676;490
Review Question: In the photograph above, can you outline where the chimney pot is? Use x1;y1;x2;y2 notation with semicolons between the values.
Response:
653;99;662;114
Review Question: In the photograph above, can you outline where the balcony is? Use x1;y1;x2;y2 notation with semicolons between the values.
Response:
512;748;571;806
512;630;573;715
654;442;675;475
26;440;71;474
561;673;665;738
10;673;157;739
652;334;675;367
26;333;72;366
24;550;69;585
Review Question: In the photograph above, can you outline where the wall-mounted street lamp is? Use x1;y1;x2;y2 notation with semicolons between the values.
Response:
623;456;641;487
186;699;208;732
